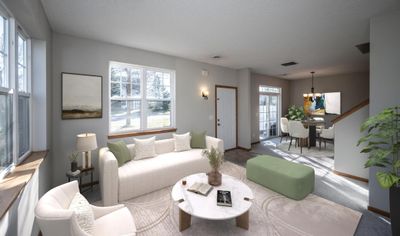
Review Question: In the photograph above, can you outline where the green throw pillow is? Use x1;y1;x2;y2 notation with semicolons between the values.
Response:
107;141;132;167
190;131;206;149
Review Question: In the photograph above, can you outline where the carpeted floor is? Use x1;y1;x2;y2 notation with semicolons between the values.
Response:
116;162;361;236
224;138;392;236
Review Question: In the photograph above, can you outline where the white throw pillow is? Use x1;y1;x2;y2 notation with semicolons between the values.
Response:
68;192;94;234
173;132;191;152
134;136;156;160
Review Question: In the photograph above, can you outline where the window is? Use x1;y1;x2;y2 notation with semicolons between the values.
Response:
17;32;30;158
109;62;175;134
0;11;31;178
0;15;12;176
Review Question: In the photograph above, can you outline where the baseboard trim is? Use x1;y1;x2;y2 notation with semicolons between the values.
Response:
237;146;252;151
333;170;369;183
368;205;390;218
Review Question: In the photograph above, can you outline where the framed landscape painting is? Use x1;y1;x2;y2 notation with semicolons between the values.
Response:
62;72;102;119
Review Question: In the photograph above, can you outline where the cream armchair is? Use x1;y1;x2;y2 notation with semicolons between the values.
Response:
288;120;309;154
35;181;136;236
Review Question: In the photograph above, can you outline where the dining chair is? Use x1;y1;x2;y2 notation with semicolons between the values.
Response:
288;120;309;154
319;125;335;150
280;117;289;143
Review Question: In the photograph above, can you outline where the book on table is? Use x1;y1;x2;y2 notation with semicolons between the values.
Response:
187;182;213;196
217;190;232;207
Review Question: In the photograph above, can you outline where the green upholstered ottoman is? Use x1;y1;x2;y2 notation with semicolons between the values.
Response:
246;155;314;200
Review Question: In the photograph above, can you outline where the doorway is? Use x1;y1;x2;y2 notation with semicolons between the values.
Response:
215;85;237;150
259;86;281;141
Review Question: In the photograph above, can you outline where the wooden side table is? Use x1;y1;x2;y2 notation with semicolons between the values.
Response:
66;166;98;192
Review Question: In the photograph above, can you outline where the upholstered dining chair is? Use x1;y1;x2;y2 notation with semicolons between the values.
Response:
35;181;136;236
280;117;289;143
288;120;309;154
319;125;335;150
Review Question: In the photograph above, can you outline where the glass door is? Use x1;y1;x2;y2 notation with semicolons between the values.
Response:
259;86;280;140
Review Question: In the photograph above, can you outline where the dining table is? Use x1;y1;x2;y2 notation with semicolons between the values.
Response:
301;119;325;147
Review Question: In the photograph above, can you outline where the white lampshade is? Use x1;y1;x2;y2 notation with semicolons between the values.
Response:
76;133;98;152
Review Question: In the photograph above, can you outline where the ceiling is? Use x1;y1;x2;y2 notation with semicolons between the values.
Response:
40;0;400;79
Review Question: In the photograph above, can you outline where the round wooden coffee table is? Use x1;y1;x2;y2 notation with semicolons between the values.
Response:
171;173;253;231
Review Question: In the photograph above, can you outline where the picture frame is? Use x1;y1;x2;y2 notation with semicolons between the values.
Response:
61;72;103;119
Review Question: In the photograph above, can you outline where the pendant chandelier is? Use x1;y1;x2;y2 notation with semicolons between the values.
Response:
303;71;321;97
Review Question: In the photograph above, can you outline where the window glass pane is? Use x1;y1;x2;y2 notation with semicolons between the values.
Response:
110;100;140;132
259;86;279;93
0;17;5;52
18;64;25;92
17;35;27;92
18;96;29;156
111;82;120;97
146;71;171;99
0;54;5;88
147;101;171;129
17;35;25;65
111;68;121;82
0;93;13;172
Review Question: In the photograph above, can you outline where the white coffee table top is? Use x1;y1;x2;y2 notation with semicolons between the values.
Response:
171;173;253;220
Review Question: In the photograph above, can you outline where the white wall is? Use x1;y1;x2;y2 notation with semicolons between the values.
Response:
238;68;251;149
334;105;369;179
52;33;239;186
369;10;400;213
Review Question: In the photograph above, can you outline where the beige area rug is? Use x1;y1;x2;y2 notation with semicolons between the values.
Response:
117;162;361;236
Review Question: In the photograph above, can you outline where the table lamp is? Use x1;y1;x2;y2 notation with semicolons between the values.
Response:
76;133;98;169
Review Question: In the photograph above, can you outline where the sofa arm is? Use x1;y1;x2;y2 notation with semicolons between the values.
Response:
206;136;224;154
99;147;119;206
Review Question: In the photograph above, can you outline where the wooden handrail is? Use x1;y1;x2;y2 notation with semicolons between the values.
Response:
332;99;369;124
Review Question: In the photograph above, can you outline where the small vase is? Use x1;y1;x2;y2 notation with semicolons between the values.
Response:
207;169;222;186
71;161;78;172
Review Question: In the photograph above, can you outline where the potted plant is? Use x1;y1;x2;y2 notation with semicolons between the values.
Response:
287;105;305;121
202;147;224;186
357;106;400;235
69;152;79;172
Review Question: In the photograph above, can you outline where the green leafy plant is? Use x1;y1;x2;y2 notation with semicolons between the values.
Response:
202;147;224;170
287;105;305;121
357;106;400;189
68;152;79;163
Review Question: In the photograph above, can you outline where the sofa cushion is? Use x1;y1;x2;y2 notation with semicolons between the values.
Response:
190;131;206;149
155;138;175;154
173;132;191;152
134;137;156;160
93;207;136;236
118;149;209;200
108;141;132;167
68;192;94;234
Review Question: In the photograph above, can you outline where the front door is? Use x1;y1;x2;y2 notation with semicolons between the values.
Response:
216;86;237;150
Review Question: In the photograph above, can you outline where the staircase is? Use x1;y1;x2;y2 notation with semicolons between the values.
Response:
332;99;369;181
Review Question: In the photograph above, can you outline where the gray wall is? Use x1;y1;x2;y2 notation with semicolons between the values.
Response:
52;33;239;186
0;0;52;235
289;72;369;126
238;68;252;149
369;10;400;213
251;73;290;143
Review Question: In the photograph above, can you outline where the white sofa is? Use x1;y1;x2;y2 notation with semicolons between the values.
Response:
99;136;224;206
35;181;136;236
